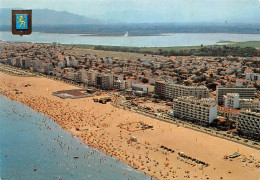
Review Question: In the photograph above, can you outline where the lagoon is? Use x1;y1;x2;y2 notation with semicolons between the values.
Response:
1;31;260;47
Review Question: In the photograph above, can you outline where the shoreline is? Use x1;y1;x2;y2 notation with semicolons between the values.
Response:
1;34;260;50
0;94;150;180
0;72;259;180
0;73;155;178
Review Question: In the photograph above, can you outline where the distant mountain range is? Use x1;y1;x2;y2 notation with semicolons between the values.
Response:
0;8;99;26
0;8;260;36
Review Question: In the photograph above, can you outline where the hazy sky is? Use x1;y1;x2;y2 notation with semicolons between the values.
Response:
1;0;260;23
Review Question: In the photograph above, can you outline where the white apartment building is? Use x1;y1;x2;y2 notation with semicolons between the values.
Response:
113;80;126;90
173;96;217;126
108;74;114;89
96;73;113;89
21;58;31;69
86;70;97;86
77;69;87;83
223;93;260;110
155;81;166;97
155;81;209;99
239;99;260;109
223;93;240;109
132;83;154;93
165;84;209;99
237;111;260;141
96;74;108;89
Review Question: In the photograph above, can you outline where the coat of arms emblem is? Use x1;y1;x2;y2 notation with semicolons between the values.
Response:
12;10;32;36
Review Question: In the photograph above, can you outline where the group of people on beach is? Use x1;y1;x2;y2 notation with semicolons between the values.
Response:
1;76;259;180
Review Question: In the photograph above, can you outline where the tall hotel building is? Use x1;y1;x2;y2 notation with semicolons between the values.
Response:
155;81;166;98
96;74;113;90
236;111;260;141
173;96;217;126
216;86;256;105
223;93;240;109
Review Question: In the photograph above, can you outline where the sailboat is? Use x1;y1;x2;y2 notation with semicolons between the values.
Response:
123;31;128;37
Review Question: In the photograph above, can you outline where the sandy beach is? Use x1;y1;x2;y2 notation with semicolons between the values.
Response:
0;72;259;180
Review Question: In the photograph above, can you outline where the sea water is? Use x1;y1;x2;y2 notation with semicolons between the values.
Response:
0;95;151;180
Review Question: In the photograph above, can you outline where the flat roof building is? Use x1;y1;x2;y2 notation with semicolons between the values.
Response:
113;80;126;90
239;99;260;109
223;93;260;110
132;83;154;93
237;111;260;141
173;96;217;126
155;81;166;98
216;86;256;105
96;74;112;90
224;93;240;109
155;81;209;100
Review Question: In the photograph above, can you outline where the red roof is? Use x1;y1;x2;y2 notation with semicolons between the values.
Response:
218;107;241;114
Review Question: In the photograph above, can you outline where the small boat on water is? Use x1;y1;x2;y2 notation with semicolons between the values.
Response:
73;156;79;159
124;31;128;37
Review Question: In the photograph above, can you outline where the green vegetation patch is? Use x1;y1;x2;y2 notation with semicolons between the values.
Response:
61;41;260;57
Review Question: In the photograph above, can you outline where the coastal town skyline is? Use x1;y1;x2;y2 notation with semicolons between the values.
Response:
1;0;260;179
0;41;260;179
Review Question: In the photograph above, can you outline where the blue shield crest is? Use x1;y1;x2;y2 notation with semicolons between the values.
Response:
16;14;28;30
